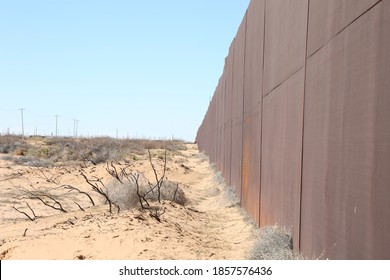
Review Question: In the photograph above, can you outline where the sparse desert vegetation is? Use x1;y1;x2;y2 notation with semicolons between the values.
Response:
0;135;295;260
0;135;186;167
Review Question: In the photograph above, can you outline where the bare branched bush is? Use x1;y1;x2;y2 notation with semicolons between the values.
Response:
146;180;187;206
12;202;37;221
10;184;69;217
80;172;119;213
9;167;97;220
98;151;188;213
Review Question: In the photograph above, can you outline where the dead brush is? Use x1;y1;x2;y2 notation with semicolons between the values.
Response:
0;135;28;154
81;149;188;221
248;225;296;260
8;142;188;223
104;175;187;210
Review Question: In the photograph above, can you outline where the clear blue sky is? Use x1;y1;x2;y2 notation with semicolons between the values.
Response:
0;0;250;141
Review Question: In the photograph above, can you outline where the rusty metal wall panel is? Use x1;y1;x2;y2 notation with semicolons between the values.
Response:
213;94;218;163
210;94;216;163
230;122;243;198
241;0;265;225
196;120;204;151
215;76;223;172
204;101;211;153
218;71;226;172
242;111;261;223
263;0;308;95
213;85;219;163
223;44;234;185
243;0;265;114
307;0;380;57
223;122;232;186
230;14;247;200
260;68;305;250
218;69;226;173
301;0;390;259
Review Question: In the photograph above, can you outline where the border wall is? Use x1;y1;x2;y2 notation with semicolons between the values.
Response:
196;0;390;259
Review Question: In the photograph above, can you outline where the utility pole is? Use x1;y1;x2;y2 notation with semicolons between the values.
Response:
73;120;75;137
19;108;25;139
55;115;59;137
73;119;79;138
74;119;79;138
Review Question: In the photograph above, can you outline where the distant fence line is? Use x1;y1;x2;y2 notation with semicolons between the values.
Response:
196;0;390;259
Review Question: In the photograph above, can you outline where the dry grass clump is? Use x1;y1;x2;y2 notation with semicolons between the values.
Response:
105;175;188;211
105;178;140;210
248;226;295;260
212;171;240;207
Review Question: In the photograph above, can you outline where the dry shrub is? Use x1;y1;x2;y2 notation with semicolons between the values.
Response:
0;135;27;154
105;178;140;210
13;148;27;156
105;175;187;210
25;146;59;159
248;226;295;260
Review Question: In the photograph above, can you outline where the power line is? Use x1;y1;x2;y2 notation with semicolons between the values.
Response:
0;109;19;112
0;108;85;137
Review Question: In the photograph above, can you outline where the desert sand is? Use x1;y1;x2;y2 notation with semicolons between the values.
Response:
0;144;259;260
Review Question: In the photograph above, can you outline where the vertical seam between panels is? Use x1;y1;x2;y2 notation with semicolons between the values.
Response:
229;41;234;187
299;0;311;254
259;0;267;227
240;11;248;206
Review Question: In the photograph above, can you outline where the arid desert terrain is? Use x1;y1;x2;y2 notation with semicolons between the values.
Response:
0;136;293;260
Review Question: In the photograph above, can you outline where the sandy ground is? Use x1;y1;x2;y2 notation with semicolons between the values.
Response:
0;144;259;260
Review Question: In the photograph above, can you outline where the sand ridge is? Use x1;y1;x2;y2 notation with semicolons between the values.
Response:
0;144;258;260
